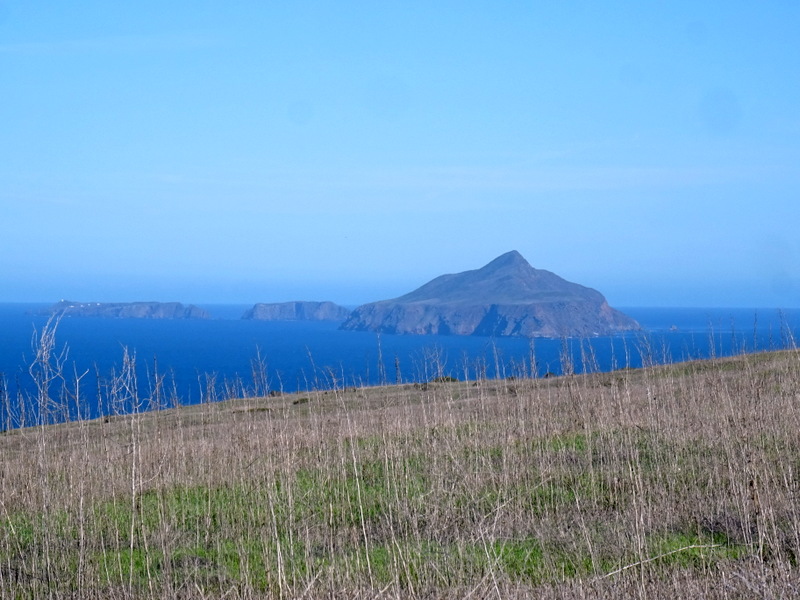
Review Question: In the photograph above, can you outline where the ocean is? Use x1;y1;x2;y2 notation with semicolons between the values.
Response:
1;303;798;428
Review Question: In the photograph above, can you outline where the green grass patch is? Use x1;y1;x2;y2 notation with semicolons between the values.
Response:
0;512;36;552
96;547;163;587
293;454;431;530
546;431;590;453
647;531;747;568
94;484;264;544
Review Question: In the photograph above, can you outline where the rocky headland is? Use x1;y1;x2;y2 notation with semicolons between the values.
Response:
45;300;211;320
242;301;351;322
340;251;640;337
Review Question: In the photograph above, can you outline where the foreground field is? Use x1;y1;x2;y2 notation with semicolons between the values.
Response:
2;349;800;598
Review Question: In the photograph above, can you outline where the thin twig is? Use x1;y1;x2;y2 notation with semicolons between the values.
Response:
601;544;723;578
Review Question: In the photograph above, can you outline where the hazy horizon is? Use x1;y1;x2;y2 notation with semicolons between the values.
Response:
3;3;799;309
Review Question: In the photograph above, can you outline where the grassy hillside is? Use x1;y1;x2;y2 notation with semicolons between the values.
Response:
2;349;800;598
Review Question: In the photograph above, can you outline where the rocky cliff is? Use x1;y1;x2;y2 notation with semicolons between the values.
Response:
340;251;639;337
242;301;351;322
47;300;210;320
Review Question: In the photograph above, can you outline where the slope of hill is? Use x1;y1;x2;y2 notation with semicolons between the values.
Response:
2;350;797;597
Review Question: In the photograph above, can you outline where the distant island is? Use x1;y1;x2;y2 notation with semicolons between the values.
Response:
340;251;640;337
242;301;351;322
44;300;211;320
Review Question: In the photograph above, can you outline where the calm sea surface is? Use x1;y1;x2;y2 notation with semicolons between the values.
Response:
1;303;798;427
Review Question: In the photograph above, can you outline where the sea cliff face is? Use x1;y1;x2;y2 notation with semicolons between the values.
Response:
340;251;640;338
46;301;210;320
242;301;351;322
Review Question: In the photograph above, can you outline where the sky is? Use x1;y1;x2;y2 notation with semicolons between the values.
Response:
2;2;799;308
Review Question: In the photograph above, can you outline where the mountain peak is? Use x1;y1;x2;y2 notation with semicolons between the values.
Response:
481;250;530;272
485;249;525;266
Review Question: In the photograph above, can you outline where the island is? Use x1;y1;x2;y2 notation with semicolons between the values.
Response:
340;251;640;337
45;300;211;320
242;301;351;322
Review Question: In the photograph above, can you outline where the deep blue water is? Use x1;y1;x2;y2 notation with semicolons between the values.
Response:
1;303;798;428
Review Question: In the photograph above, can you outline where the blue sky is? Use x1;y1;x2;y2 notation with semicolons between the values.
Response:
2;2;799;307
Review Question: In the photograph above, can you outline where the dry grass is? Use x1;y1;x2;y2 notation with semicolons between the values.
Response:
2;347;800;598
